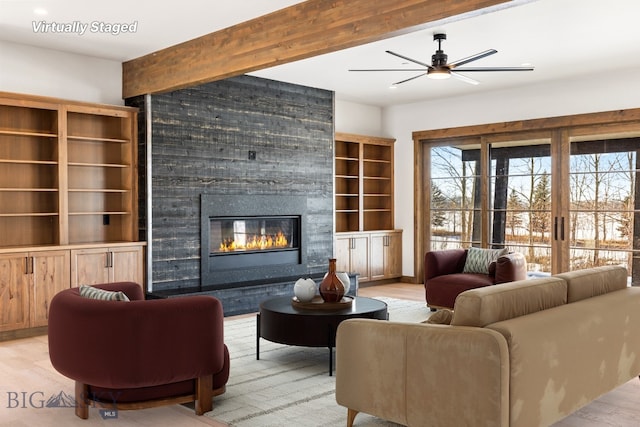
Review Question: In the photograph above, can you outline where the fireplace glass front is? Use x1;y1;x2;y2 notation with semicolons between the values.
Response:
209;216;300;270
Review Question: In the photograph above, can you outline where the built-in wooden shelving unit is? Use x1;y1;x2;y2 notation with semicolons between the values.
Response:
0;92;143;338
334;132;401;282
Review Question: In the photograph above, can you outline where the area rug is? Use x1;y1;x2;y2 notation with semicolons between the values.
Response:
208;297;431;427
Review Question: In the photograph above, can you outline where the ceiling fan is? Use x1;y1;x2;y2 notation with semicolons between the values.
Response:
349;33;534;86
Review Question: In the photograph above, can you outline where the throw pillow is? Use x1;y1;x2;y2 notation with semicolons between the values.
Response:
79;285;130;302
423;309;453;325
462;247;508;275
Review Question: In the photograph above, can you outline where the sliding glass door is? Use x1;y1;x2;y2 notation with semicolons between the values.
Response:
425;134;640;284
488;138;553;275
416;109;640;285
568;137;639;280
429;143;481;251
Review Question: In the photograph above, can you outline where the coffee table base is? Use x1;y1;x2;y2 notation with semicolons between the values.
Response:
256;296;388;376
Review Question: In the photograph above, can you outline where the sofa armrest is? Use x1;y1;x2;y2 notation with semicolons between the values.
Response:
424;249;467;281
48;293;225;390
494;252;527;284
336;319;509;427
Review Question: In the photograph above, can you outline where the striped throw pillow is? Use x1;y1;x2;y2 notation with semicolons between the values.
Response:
462;247;508;275
79;285;130;302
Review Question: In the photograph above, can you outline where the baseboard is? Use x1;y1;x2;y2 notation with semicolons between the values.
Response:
359;276;420;287
0;326;47;342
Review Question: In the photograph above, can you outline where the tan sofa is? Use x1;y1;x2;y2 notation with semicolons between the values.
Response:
336;266;640;427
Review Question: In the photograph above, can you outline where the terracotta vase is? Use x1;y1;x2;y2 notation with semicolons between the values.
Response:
319;258;345;303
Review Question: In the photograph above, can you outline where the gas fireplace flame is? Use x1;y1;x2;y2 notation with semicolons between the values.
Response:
219;231;289;252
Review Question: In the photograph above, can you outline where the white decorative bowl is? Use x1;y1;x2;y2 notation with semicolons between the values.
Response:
336;272;351;295
293;278;317;302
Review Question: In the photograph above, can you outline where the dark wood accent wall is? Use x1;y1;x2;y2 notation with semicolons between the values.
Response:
127;75;334;293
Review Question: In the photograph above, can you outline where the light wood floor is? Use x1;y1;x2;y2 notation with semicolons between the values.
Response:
1;282;638;426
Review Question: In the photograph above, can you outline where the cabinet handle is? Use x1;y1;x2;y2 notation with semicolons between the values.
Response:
24;256;33;275
350;238;356;250
106;252;113;268
560;217;565;241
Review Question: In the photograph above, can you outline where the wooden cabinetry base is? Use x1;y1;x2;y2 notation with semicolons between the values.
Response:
335;230;402;282
0;242;145;336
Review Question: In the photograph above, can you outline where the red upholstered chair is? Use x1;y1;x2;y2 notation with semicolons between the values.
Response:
48;282;229;419
424;249;527;310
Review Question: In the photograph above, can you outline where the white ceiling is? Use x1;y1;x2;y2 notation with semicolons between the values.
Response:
2;0;640;107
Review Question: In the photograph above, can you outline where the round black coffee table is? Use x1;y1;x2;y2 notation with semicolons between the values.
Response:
257;296;388;375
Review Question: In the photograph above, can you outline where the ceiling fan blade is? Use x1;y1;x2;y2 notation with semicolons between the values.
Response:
448;49;497;68
349;68;428;72
386;50;432;69
393;72;429;85
453;66;535;72
451;71;479;85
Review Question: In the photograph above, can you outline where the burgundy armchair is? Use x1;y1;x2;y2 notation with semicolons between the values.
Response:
424;249;527;310
48;282;229;419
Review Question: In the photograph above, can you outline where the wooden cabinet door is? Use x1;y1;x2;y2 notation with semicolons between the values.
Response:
335;234;369;280
350;235;370;281
30;250;70;327
385;231;402;278
70;249;110;286
335;236;353;273
71;245;144;288
369;234;386;280
369;231;402;280
0;253;30;332
111;245;144;285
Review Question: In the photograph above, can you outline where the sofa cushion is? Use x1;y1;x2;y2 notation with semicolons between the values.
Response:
554;265;628;303
486;287;640;426
451;277;567;327
79;285;130;302
462;247;508;274
424;309;453;325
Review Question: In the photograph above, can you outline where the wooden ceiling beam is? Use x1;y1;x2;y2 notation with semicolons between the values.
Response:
122;0;513;98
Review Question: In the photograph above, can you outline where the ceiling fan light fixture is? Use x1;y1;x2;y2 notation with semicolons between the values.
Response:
427;69;451;80
350;33;532;87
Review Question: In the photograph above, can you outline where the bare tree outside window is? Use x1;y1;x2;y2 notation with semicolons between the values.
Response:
429;140;638;280
430;146;479;250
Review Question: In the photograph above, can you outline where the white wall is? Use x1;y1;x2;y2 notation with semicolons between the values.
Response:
335;99;385;136
0;41;123;105
383;66;640;277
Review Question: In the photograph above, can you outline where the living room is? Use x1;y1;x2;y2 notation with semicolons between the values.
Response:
2;0;640;425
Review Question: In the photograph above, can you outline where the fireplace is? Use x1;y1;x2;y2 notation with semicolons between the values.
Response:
209;215;301;270
200;194;308;290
